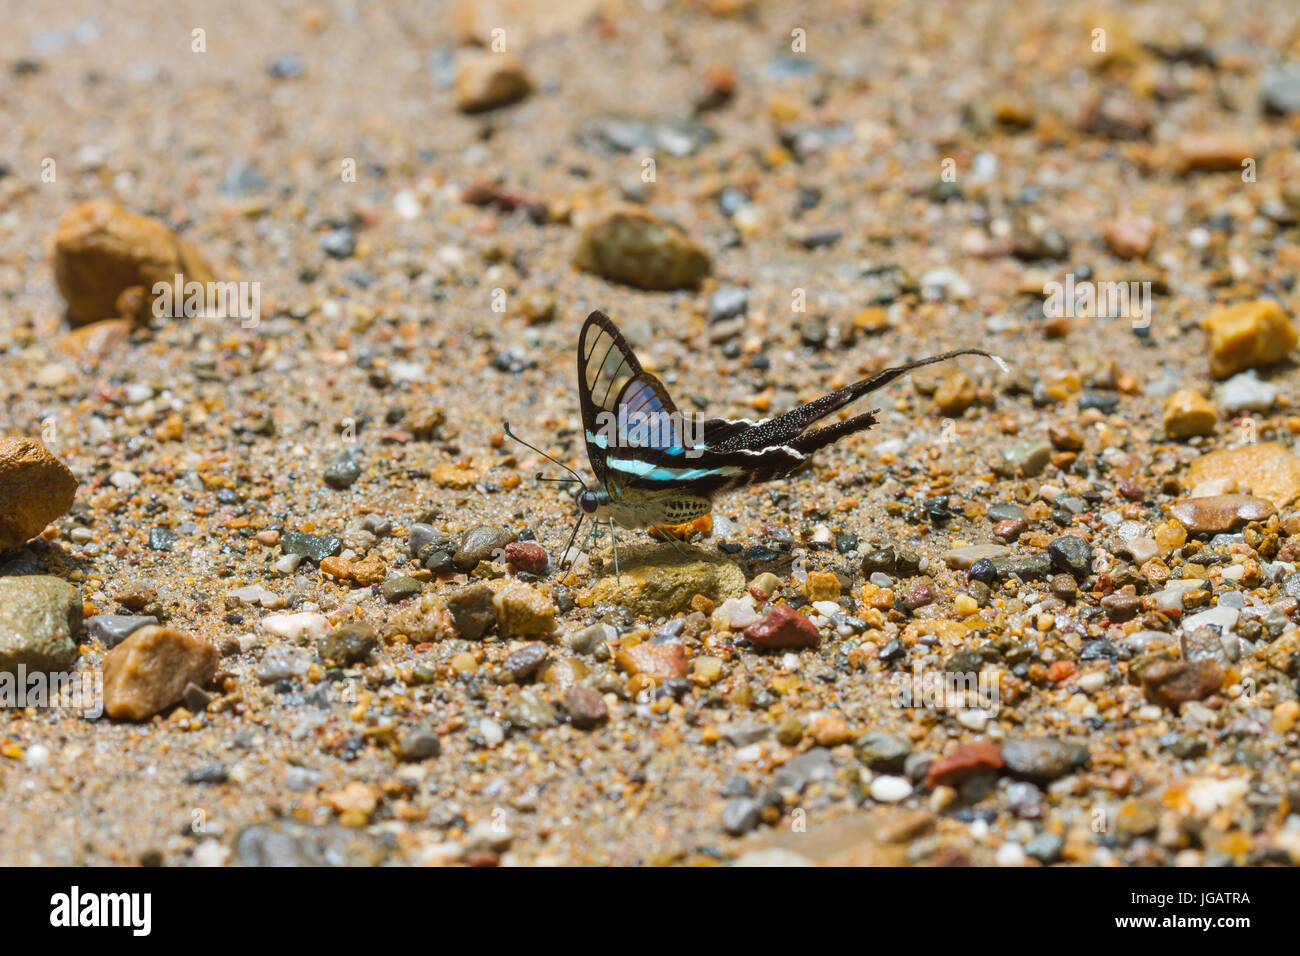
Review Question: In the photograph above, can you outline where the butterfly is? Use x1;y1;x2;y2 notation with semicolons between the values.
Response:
506;310;1003;574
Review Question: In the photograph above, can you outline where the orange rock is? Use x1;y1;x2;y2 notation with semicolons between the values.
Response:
1162;389;1218;439
455;52;532;113
53;200;214;325
102;626;218;720
615;642;689;681
0;438;78;549
1175;131;1252;174
1201;299;1297;379
1185;443;1300;508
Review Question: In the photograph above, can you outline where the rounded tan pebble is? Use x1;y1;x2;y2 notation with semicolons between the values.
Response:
1162;389;1218;439
934;372;976;415
1168;494;1275;533
572;207;711;290
0;437;78;549
455;52;533;113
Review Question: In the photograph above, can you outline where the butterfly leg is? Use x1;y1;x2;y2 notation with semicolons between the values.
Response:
650;525;692;558
609;517;621;581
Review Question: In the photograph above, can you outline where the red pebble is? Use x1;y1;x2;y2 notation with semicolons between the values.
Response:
743;603;820;650
504;540;548;575
925;741;1004;788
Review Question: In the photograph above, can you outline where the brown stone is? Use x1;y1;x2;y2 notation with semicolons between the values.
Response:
573;207;710;290
926;740;1004;788
1141;658;1224;709
934;372;976;415
1169;494;1275;534
455;52;532;113
615;642;689;681
563;685;608;729
743;603;820;650
0;437;78;549
1174;131;1252;174
102;626;219;720
53;200;214;326
446;583;497;640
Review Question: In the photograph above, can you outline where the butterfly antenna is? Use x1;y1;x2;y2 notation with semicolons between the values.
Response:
502;421;589;489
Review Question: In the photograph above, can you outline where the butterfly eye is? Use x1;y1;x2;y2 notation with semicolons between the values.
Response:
578;491;599;514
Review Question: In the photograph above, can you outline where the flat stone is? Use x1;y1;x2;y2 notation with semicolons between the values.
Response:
1169;494;1276;534
926;741;1004;787
572;207;710;291
84;614;158;648
1141;658;1225;709
446;583;498;640
591;548;744;617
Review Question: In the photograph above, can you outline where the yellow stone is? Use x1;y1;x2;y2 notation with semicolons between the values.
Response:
1201;299;1297;379
1162;389;1218;439
802;571;841;602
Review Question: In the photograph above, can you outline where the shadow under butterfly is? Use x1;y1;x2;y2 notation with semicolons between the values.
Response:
505;310;1007;577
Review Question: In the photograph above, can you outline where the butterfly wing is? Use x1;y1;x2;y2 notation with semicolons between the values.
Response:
578;311;679;484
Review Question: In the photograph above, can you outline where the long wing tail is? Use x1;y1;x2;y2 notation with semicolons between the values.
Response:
710;348;997;452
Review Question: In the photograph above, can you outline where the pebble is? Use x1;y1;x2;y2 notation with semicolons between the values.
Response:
84;613;157;649
563;686;609;729
1201;299;1297;379
855;732;912;772
322;454;361;489
590;555;744;617
1047;535;1093;576
707;285;748;324
615;642;689;681
504;641;550;681
743;603;820;650
493;581;557;638
1185;443;1300;509
1169;494;1275;534
381;575;422;603
1000;737;1089;781
926;741;1004;788
397;725;442;762
992;440;1052;478
235;822;388;866
1210;374;1274;420
320;622;377;665
281;531;342;563
712;596;760;630
102;626;219;720
1161;389;1218;439
942;544;1010;570
722;797;763;836
572;207;711;290
503;689;556;729
256;644;312;683
261;611;329;642
0;437;78;548
0;576;82;673
870;776;913;803
1102;214;1156;259
1141;658;1225;709
1261;63;1300;115
992;554;1052;581
456;53;532;112
445;583;496;640
503;540;548;575
453;525;516;571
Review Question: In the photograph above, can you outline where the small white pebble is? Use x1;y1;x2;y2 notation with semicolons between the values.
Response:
870;775;913;803
25;744;50;766
996;842;1026;866
956;708;989;731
